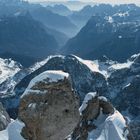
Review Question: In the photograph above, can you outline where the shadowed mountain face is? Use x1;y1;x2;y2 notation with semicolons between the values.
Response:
0;2;70;47
46;4;72;16
63;14;140;62
0;54;139;139
0;13;58;67
64;4;140;61
45;26;69;46
30;7;78;38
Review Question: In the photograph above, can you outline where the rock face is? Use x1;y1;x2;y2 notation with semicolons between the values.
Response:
129;121;140;140
18;70;80;140
71;92;132;140
0;54;139;139
0;13;59;67
0;58;21;96
2;55;106;118
64;7;140;62
0;102;11;131
15;55;107;102
107;54;140;140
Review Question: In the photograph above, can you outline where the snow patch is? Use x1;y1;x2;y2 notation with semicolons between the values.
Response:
114;11;129;17
79;92;97;114
14;11;21;17
22;70;69;97
93;60;112;78
0;119;25;140
118;35;122;39
105;16;114;23
131;53;140;59
98;96;108;102
0;58;21;84
29;55;65;72
109;61;133;70
74;55;100;73
88;110;128;140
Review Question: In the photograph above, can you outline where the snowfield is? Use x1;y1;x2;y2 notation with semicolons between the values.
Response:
0;58;21;84
0;119;25;140
79;92;97;114
29;55;65;72
88;110;129;140
21;70;69;97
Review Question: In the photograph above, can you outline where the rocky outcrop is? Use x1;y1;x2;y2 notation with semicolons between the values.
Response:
0;54;139;139
18;70;80;140
129;121;140;140
0;58;21;96
1;55;107;118
15;55;107;101
0;102;11;131
71;92;131;140
107;54;140;140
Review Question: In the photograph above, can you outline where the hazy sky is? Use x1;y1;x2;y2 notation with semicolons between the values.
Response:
29;0;140;4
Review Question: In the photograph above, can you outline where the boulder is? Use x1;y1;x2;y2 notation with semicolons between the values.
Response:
71;92;132;140
18;70;80;140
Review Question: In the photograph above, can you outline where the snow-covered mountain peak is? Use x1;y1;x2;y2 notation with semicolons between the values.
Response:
129;53;140;63
29;55;65;72
0;58;21;85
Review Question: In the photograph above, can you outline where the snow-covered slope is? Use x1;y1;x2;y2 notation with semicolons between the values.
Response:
71;92;130;140
88;110;129;140
0;119;25;140
0;54;139;139
0;58;21;85
0;56;61;96
22;70;69;97
79;92;97;114
0;58;22;96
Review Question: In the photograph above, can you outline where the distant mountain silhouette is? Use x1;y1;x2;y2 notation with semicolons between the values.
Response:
30;7;78;37
45;27;68;46
0;13;58;66
69;4;140;29
46;4;72;16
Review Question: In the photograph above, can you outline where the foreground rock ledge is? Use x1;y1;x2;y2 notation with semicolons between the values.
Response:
18;70;80;140
71;92;133;140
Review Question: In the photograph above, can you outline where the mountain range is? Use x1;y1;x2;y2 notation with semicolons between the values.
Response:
0;1;140;139
63;4;140;62
0;53;139;139
0;13;58;67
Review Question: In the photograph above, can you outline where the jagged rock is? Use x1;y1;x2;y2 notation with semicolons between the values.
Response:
71;92;131;140
114;75;140;140
0;54;139;139
0;58;22;97
115;75;140;116
99;96;114;114
80;92;100;121
129;121;140;140
18;70;80;140
14;55;107;101
1;55;107;118
0;102;11;131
